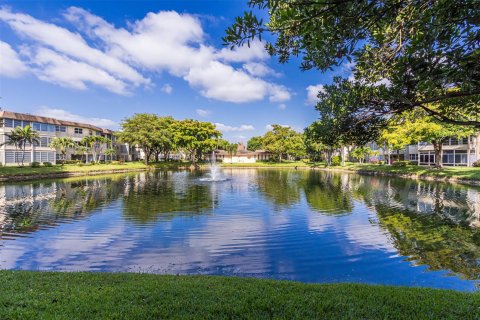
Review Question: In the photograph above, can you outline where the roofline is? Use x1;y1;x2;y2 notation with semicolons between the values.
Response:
0;110;114;133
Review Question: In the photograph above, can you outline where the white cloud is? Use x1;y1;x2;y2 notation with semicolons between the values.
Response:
215;123;255;132
216;40;268;63
37;106;118;129
265;124;290;131
278;103;287;110
196;108;211;117
25;47;129;95
161;83;173;94
268;84;290;102
0;7;149;86
0;6;291;103
64;7;212;76
0;41;28;77
185;61;268;103
306;84;325;105
243;62;280;77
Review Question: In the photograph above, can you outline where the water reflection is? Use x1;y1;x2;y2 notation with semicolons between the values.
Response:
0;169;479;290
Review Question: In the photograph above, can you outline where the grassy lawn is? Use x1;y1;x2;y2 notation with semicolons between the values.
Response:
0;271;478;319
221;160;313;167
0;162;150;176
338;163;480;181
0;161;199;177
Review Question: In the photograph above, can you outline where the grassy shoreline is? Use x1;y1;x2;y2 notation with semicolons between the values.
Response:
0;271;478;319
1;161;480;185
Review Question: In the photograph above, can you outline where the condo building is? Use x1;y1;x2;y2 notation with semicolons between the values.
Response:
368;133;480;166
0;110;132;166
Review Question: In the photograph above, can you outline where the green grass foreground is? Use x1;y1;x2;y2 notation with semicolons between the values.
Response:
0;271;479;319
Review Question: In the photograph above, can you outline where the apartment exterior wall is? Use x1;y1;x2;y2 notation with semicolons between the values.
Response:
0;111;121;166
405;134;480;166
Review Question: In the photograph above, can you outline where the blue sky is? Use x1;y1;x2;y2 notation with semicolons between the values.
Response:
0;0;351;142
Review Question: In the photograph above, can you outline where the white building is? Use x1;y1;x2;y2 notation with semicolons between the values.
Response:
0;110;124;166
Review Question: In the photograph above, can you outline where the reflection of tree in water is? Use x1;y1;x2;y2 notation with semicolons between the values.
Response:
255;169;302;210
374;204;480;280
302;171;353;215
122;171;216;223
1;175;125;234
349;175;480;280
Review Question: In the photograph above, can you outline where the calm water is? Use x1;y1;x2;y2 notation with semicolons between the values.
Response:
1;169;479;291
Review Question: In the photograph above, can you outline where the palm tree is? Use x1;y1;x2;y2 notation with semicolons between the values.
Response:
50;137;75;165
2;125;39;166
76;145;89;163
226;143;238;164
1;129;22;166
81;135;110;163
104;148;116;161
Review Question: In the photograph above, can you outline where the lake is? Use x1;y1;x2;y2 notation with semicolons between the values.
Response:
0;169;479;291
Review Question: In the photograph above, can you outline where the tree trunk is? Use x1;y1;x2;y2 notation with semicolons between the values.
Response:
341;146;346;166
326;149;333;166
21;145;26;166
163;151;169;162
279;153;282;163
433;141;443;168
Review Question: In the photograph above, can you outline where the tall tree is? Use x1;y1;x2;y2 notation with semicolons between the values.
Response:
262;125;305;162
117;114;164;165
247;136;263;151
50;137;75;165
81;135;110;164
152;116;177;162
173;119;222;167
406;117;474;168
225;0;480;127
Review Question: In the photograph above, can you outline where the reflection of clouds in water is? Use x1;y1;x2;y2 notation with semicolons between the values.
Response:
0;208;143;271
1;170;479;290
344;202;396;253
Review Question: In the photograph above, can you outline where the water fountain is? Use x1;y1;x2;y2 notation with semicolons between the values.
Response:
200;151;229;182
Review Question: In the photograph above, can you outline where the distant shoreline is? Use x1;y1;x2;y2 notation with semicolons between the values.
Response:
1;162;480;186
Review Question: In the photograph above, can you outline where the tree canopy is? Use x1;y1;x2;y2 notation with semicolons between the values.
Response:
247;136;263;151
225;0;480;130
262;124;305;161
172;119;222;166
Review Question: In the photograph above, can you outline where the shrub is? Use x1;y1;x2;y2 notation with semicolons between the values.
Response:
369;158;380;165
473;160;480;167
110;161;120;165
30;161;41;168
331;156;342;166
43;162;53;167
62;160;81;165
378;160;385;165
392;160;409;167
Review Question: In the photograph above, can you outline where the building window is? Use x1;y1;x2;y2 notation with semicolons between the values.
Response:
40;137;49;147
442;150;468;166
74;128;83;134
419;152;435;165
409;154;418;161
4;119;13;127
55;125;66;132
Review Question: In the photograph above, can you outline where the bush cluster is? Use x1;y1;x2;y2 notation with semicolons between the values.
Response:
392;161;409;167
63;160;81;165
43;162;53;167
331;156;342;166
473;160;480;167
30;161;41;168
